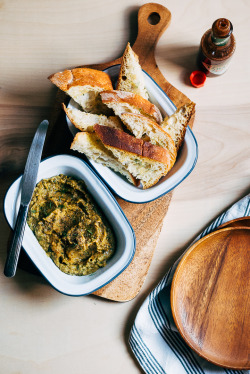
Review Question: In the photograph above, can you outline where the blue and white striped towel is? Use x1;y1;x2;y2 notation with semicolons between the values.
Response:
129;194;250;374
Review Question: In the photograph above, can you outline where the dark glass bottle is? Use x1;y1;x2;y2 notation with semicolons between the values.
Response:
198;18;236;76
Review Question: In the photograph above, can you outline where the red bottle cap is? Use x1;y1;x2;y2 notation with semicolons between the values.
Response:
190;70;206;87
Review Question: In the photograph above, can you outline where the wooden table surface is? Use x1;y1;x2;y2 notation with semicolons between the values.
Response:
0;1;249;373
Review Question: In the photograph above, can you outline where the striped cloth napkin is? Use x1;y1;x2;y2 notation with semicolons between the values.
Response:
129;194;250;374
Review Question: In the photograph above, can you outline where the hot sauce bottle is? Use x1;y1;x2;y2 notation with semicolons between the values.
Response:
198;18;236;76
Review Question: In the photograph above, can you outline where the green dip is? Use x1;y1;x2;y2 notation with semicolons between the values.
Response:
27;175;115;276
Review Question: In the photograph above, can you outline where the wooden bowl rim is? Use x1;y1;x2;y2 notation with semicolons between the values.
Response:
216;216;250;230
170;226;250;370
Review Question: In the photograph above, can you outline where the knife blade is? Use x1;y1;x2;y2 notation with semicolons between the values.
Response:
4;119;49;278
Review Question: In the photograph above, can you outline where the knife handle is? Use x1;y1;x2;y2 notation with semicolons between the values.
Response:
4;204;29;278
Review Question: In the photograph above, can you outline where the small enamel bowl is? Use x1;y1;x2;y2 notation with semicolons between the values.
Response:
67;65;198;203
4;154;136;296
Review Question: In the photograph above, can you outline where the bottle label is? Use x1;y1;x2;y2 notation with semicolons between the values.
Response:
211;34;230;46
202;60;231;75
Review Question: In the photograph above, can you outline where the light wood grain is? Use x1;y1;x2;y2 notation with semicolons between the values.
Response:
0;0;250;373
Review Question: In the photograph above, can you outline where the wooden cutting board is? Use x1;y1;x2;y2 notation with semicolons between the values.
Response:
36;3;195;301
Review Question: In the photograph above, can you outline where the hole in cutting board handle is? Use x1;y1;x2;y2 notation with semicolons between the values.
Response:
147;12;161;25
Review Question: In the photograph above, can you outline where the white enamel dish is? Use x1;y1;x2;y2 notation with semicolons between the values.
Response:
4;155;136;296
67;65;198;203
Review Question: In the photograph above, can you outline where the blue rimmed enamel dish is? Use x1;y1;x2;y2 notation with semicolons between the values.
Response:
4;155;136;296
67;65;198;204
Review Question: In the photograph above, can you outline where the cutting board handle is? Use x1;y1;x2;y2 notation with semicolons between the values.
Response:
132;3;171;68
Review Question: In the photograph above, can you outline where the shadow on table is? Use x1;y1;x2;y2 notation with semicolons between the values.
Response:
122;188;250;371
157;44;200;86
121;7;201;88
121;247;190;374
0;173;55;300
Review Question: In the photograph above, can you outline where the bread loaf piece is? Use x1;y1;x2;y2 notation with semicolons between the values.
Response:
117;42;149;100
120;112;177;167
100;90;162;124
71;132;139;186
94;125;172;189
63;104;123;132
161;102;195;151
48;68;113;114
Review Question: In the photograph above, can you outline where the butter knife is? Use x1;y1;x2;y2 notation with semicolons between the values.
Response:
4;120;49;278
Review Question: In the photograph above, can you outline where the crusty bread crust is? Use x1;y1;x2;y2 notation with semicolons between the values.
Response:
94;124;142;154
94;124;171;165
117;42;149;100
175;102;195;150
161;102;195;151
120;112;177;165
48;68;113;92
70;131;140;186
142;141;170;164
100;90;162;124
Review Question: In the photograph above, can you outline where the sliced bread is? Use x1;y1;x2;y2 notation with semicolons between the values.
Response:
63;103;123;132
70;132;139;186
100;90;162;124
161;102;195;151
48;68;113;114
117;42;149;100
120;112;177;167
94;125;172;189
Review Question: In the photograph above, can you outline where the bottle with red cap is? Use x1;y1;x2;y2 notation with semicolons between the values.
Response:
198;18;236;76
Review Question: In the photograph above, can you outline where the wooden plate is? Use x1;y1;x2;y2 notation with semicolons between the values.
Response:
171;227;250;369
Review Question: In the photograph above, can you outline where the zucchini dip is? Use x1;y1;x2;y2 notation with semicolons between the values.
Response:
27;175;115;276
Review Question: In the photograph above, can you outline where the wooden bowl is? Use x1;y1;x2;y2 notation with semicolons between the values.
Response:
171;227;250;369
216;216;250;230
